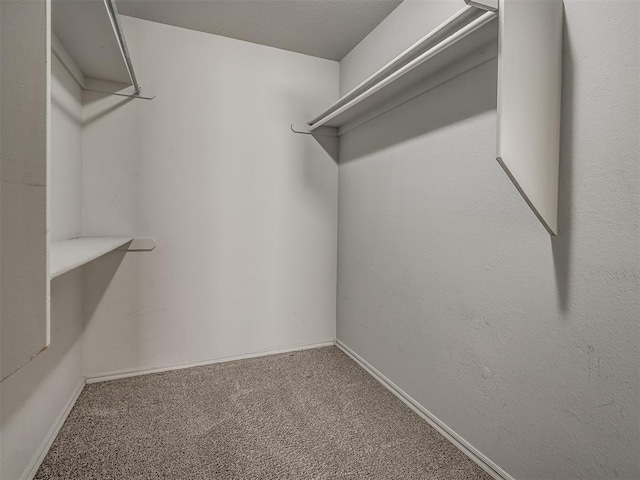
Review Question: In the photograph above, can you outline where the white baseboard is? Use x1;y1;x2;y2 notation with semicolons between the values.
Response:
335;339;514;480
22;376;86;480
86;340;336;384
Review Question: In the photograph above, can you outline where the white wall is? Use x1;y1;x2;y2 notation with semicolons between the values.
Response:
0;0;50;382
81;17;339;377
1;54;85;480
336;1;639;479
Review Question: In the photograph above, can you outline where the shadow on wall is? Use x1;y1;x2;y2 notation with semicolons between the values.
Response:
285;86;340;202
300;131;339;204
0;249;122;449
552;15;574;314
339;58;498;164
311;133;339;164
335;44;575;312
52;94;82;127
83;96;135;126
84;251;128;325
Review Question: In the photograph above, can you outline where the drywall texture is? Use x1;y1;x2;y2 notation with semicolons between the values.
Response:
81;17;339;377
1;55;85;480
336;1;639;479
0;0;50;381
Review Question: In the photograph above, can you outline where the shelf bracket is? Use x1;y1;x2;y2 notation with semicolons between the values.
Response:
291;122;311;134
117;237;157;252
291;123;338;137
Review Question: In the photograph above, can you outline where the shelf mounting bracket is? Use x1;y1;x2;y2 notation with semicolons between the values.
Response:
291;123;338;137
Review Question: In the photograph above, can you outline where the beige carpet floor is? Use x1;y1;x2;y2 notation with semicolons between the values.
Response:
36;346;492;479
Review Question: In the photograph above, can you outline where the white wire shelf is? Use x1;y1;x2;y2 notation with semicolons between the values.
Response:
293;4;498;136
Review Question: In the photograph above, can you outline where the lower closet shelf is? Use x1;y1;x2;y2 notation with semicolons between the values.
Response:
50;236;133;279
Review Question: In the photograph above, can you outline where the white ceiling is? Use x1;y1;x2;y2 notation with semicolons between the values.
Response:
116;0;403;61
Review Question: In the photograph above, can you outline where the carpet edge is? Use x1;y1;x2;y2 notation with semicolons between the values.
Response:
335;339;514;480
85;340;337;384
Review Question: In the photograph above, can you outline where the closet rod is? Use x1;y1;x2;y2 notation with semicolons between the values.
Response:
104;0;140;96
308;5;481;126
309;9;497;131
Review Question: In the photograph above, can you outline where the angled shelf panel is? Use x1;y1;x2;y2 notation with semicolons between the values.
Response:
496;0;563;235
50;236;133;279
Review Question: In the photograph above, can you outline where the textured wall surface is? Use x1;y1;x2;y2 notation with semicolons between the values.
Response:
81;17;339;377
1;55;85;480
336;1;639;478
0;0;50;382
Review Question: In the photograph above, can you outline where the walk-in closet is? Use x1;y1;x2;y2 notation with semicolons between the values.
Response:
1;0;638;478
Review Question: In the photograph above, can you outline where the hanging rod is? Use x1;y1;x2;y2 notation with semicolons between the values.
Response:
104;0;141;96
312;11;496;131
293;3;497;135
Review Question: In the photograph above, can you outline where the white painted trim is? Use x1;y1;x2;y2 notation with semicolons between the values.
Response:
86;341;336;384
22;376;86;480
335;339;514;480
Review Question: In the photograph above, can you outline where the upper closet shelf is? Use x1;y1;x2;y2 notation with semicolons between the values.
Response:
51;0;150;98
292;2;498;136
293;0;563;236
50;236;133;279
